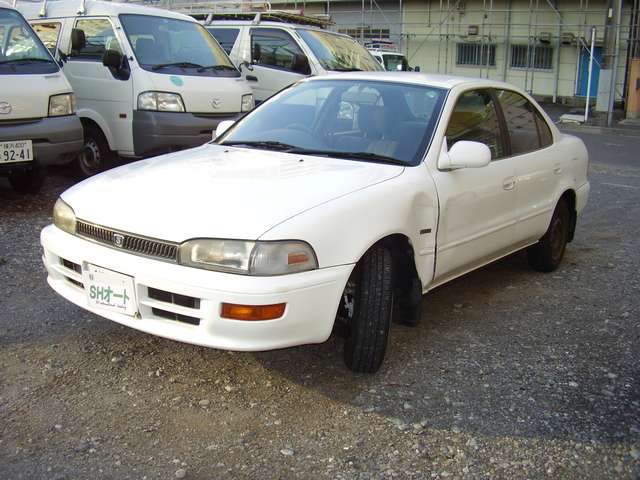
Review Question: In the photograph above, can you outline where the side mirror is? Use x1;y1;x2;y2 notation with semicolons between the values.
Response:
414;66;421;72
70;28;86;51
215;120;235;139
102;49;122;70
438;140;491;170
293;54;311;75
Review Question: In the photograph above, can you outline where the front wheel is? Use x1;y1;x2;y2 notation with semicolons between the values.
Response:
77;125;114;177
8;166;46;194
527;199;570;272
341;245;394;373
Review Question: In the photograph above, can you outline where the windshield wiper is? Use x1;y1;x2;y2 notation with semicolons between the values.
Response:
198;64;237;72
330;67;363;72
152;62;204;71
287;149;406;165
222;140;300;151
0;57;53;65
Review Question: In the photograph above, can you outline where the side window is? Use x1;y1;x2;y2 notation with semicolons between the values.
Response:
32;22;61;54
496;89;540;155
534;111;553;148
71;18;121;60
250;28;310;75
445;89;506;160
207;27;239;54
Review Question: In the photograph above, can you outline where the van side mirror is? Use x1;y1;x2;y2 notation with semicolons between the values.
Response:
70;28;86;51
438;140;491;170
215;120;235;139
414;66;421;72
102;49;122;70
293;54;311;75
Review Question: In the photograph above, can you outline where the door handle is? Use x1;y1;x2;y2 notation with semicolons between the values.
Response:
246;75;258;82
502;177;516;191
553;166;562;175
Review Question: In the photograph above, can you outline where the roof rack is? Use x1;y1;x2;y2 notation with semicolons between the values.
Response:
162;1;332;28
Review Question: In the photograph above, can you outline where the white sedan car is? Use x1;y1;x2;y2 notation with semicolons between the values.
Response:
42;72;589;373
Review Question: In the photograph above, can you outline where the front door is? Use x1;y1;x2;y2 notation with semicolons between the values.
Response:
62;17;133;153
247;27;310;103
431;89;518;284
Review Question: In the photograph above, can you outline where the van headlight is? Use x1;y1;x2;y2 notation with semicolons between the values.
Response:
137;92;185;112
179;239;318;276
241;94;254;112
53;198;76;234
48;93;76;117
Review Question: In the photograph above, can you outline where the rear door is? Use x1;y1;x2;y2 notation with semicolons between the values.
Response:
494;89;559;245
247;27;310;103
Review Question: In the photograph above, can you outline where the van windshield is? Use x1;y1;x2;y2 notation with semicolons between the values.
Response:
0;7;57;75
297;29;383;72
119;14;239;77
383;54;409;71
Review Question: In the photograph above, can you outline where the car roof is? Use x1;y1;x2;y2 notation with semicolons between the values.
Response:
207;20;348;35
15;0;195;22
306;72;518;91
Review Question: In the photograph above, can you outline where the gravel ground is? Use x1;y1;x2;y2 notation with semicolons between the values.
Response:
0;130;639;480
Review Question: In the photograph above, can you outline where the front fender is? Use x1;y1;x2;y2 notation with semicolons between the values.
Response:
77;108;115;151
258;165;439;286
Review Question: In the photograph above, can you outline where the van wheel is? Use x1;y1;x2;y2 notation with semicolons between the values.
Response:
77;125;113;177
8;166;45;194
342;245;394;373
527;199;570;272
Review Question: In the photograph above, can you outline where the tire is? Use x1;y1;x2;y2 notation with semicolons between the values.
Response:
394;276;422;327
527;199;570;272
8;166;46;194
77;125;114;177
342;245;394;373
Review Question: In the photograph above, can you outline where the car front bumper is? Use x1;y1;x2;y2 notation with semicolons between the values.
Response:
132;111;240;158
0;115;83;171
41;224;352;351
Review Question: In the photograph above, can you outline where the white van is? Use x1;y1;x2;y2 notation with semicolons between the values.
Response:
0;1;82;193
17;0;254;176
179;9;383;103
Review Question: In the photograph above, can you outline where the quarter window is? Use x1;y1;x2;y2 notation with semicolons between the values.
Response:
445;90;505;160
71;18;122;60
535;111;553;148
496;90;540;155
250;28;310;75
32;22;61;54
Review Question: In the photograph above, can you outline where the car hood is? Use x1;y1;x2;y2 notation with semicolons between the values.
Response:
62;144;404;242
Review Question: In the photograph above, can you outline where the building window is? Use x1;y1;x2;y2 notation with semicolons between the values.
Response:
456;43;496;67
510;45;553;70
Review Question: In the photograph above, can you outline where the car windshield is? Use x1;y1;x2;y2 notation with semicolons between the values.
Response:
119;14;238;77
0;7;57;75
383;54;409;71
297;29;383;72
219;79;446;166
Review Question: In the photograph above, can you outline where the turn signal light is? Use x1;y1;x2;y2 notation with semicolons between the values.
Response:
220;303;286;321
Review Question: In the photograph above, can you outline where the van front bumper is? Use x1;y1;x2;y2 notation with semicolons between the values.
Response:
132;111;240;158
41;224;352;351
0;115;83;169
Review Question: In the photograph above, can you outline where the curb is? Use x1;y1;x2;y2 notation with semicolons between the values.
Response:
557;124;640;137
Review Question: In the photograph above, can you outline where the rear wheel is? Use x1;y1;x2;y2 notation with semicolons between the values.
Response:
77;125;114;177
527;199;570;272
8;165;45;194
340;245;394;373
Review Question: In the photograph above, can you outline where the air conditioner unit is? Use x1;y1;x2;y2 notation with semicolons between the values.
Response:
561;32;575;45
538;32;552;44
468;25;479;36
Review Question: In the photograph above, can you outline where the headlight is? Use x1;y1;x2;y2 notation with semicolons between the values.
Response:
48;93;76;117
179;239;318;276
241;94;254;112
137;92;185;112
53;198;76;234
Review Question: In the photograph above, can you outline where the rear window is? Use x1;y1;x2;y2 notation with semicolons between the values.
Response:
207;27;239;54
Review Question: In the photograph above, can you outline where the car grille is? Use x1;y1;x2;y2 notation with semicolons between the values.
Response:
76;221;178;262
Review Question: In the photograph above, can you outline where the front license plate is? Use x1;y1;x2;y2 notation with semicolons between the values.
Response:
0;140;33;164
83;264;137;316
